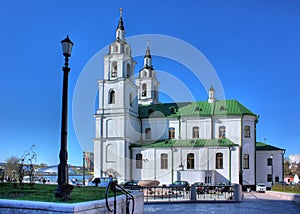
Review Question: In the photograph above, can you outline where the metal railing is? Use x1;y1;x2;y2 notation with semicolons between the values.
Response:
141;186;190;202
105;181;135;214
194;185;234;201
122;185;234;202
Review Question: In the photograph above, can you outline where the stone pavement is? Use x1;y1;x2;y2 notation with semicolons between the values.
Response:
144;192;300;214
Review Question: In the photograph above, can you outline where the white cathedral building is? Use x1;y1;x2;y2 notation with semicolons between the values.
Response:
93;11;285;189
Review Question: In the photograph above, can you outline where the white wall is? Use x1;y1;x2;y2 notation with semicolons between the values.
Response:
256;150;284;188
132;146;240;185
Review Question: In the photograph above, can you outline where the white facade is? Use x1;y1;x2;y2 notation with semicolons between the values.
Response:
256;150;285;188
131;146;240;186
93;12;284;188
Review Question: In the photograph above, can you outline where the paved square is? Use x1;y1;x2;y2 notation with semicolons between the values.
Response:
144;192;300;214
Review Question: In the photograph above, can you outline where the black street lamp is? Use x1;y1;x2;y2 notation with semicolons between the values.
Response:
271;154;273;187
55;35;74;200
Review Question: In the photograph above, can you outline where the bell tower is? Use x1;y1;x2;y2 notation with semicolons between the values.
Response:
208;85;216;103
136;43;160;104
94;9;140;182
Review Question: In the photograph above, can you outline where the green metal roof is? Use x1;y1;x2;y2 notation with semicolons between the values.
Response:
131;138;238;148
256;142;285;151
138;100;256;118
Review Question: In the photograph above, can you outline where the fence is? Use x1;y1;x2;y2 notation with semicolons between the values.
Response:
124;184;238;203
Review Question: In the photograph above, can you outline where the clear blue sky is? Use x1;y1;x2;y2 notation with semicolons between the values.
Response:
0;0;299;166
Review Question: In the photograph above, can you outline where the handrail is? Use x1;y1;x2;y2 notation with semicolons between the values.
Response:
105;180;135;214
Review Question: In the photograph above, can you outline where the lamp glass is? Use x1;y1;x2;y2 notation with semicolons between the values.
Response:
61;36;73;57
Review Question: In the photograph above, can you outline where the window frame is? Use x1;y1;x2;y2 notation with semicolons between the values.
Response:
267;158;273;166
187;153;195;169
192;126;199;139
161;153;168;169
219;126;226;138
243;154;249;169
111;61;117;77
216;152;223;169
129;93;133;107
136;153;142;169
267;174;272;182
109;90;115;104
142;83;147;97
244;125;251;138
169;127;175;139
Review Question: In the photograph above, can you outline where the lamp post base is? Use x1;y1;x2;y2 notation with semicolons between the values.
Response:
55;162;73;201
55;184;73;201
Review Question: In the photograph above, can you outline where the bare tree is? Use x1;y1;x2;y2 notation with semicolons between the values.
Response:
27;145;37;185
18;144;37;187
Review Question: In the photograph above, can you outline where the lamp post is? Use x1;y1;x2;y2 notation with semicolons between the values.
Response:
55;35;74;200
271;154;273;187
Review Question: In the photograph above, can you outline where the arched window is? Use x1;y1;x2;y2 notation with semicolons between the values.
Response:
106;144;115;162
127;63;131;77
145;128;151;139
142;83;147;96
219;126;226;138
161;153;168;169
244;126;250;138
109;90;115;104
136;153;142;169
144;71;147;77
243;154;249;169
111;61;117;77
192;126;199;138
114;45;118;53
187;153;194;169
169;127;175;139
129;93;133;107
216;153;223;169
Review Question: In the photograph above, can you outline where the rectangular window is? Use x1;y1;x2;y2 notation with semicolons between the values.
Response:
205;176;212;184
169;127;175;139
187;153;195;169
136;154;142;169
192;126;199;138
267;174;272;182
267;158;272;166
216;153;223;169
219;126;226;138
161;153;168;169
244;126;251;138
243;154;249;169
145;128;151;139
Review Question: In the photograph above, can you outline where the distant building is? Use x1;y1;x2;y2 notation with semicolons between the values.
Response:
256;142;285;188
84;152;94;172
93;10;285;189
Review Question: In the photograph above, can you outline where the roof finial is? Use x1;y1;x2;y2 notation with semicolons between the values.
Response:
116;8;124;31
120;7;123;18
145;40;151;58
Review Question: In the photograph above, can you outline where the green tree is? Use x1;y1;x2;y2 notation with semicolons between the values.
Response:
5;156;20;182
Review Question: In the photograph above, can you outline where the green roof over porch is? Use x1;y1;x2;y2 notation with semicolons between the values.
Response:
256;142;285;151
131;138;238;148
